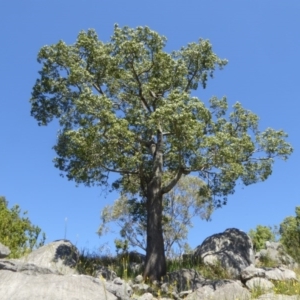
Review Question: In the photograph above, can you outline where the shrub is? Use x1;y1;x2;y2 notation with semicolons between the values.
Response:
0;196;45;258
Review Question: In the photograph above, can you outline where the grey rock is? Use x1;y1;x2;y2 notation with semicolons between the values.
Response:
0;242;10;258
0;259;18;272
137;292;154;300
0;270;117;300
94;265;117;281
20;239;79;275
0;259;58;275
157;282;179;299
132;283;152;294
279;267;299;281
2;238;300;300
194;228;255;278
265;268;297;281
241;265;297;282
163;268;203;292
211;280;251;300
241;265;266;281
160;282;176;294
17;262;59;275
105;277;133;300
134;274;144;284
186;280;251;300
185;285;214;300
245;277;274;292
256;242;298;269
178;290;192;298
0;240;122;299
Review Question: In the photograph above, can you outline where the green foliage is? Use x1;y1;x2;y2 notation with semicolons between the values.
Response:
198;261;232;280
249;225;276;252
0;196;46;258
167;255;231;280
250;285;269;299
30;25;292;202
75;250;99;276
76;249;141;279
280;206;300;262
30;24;293;279
76;248;231;281
99;175;214;258
114;238;129;255
272;275;300;296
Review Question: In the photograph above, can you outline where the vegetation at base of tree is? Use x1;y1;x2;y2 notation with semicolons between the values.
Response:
75;248;231;281
30;24;293;280
74;248;300;299
0;196;46;258
248;225;276;252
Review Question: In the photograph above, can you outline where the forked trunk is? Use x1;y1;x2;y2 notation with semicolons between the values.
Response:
143;180;166;281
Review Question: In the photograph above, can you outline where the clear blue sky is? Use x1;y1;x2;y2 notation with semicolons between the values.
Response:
1;1;299;255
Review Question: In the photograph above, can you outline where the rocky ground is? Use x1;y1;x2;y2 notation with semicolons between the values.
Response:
1;228;300;300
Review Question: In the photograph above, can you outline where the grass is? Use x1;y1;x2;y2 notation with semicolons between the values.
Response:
250;284;268;299
166;254;232;280
256;252;279;268
75;249;143;279
75;249;225;282
272;268;300;296
74;249;300;299
249;253;300;298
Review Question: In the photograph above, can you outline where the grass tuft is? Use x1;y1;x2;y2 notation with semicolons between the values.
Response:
75;248;300;299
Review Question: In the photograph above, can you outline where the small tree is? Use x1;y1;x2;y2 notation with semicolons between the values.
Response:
0;196;46;258
99;175;213;258
30;25;292;280
280;207;300;262
248;225;276;252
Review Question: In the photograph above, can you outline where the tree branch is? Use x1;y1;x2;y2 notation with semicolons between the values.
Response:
91;157;139;175
161;167;186;194
93;83;104;95
185;69;198;92
130;61;152;113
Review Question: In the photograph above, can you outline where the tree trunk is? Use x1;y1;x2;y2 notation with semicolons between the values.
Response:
143;179;166;281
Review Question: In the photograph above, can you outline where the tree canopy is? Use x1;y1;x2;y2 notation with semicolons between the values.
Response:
0;196;45;258
248;225;276;252
30;25;292;280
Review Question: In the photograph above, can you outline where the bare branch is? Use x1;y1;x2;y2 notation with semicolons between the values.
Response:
93;83;104;95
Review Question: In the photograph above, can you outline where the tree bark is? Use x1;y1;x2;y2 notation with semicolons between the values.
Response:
143;131;166;281
143;180;166;281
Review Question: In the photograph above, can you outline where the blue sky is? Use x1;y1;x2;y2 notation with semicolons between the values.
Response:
1;1;299;255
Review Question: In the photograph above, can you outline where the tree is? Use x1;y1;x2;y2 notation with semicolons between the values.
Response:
280;207;300;262
30;25;292;280
0;196;46;258
248;225;276;252
99;175;213;258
